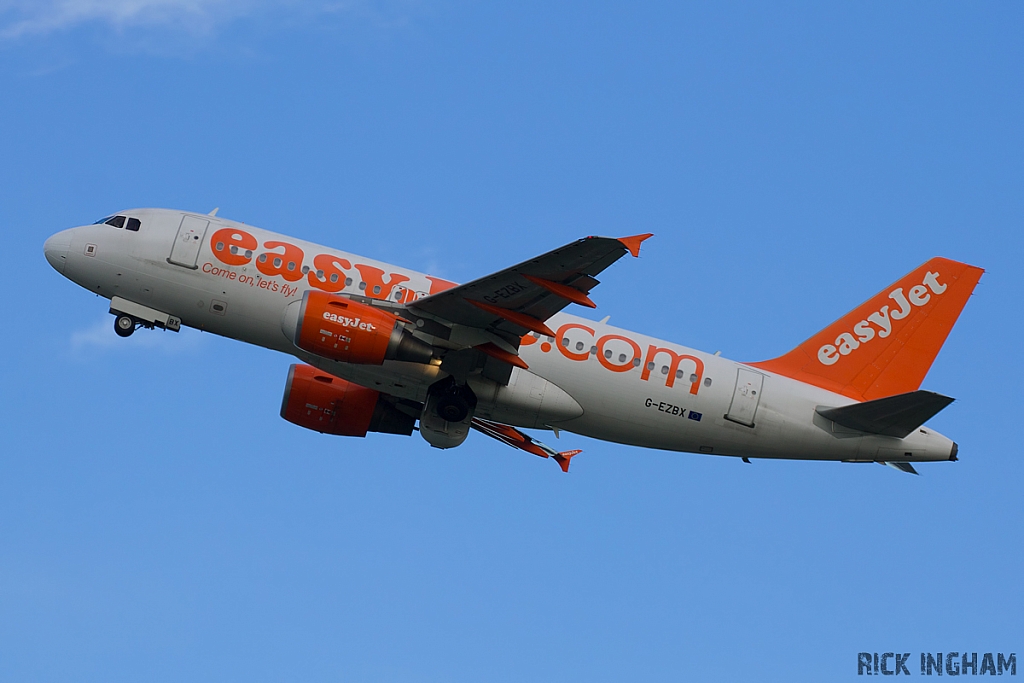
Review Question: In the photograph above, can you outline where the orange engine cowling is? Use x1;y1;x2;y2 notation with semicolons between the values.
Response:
280;364;416;436
284;290;433;365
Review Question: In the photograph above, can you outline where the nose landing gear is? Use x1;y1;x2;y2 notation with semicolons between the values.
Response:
108;297;182;338
114;314;136;337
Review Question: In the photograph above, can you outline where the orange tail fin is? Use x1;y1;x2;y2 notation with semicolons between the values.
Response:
750;257;984;401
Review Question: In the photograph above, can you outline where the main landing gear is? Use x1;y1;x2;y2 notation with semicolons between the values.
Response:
419;377;479;449
430;377;478;423
114;314;137;338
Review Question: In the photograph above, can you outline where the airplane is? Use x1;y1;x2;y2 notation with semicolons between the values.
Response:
43;208;984;474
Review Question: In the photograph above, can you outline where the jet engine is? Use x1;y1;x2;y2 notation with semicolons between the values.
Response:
280;363;415;437
282;291;433;365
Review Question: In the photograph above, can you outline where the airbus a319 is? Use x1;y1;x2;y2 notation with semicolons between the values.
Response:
44;209;983;474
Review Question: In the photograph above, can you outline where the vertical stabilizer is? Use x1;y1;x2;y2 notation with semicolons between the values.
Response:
750;258;983;401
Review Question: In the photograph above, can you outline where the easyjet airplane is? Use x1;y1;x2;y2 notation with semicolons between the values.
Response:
44;209;983;474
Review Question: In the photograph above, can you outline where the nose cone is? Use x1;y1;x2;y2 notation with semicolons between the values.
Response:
44;229;74;274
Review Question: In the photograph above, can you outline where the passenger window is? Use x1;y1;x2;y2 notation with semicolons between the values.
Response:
126;217;141;231
105;215;126;228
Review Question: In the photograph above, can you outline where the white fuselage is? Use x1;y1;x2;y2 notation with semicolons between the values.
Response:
44;209;957;464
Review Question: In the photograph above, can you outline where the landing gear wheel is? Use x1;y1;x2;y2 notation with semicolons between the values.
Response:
114;314;136;337
436;395;470;423
428;376;478;423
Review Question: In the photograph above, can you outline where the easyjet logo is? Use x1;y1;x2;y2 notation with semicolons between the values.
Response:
207;227;456;301
817;271;947;366
212;227;706;395
323;311;375;331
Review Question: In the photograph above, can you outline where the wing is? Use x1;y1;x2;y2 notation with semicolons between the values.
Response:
409;233;652;348
471;418;583;473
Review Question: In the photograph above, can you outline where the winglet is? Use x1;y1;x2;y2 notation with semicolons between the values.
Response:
208;207;219;217
553;449;583;473
618;233;653;258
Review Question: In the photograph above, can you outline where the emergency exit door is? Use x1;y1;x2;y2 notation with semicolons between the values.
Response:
168;215;209;269
725;368;764;427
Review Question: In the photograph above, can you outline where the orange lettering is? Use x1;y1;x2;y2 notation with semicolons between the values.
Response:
555;323;594;362
210;228;257;266
426;276;457;295
355;264;411;301
597;334;641;373
256;240;305;282
308;253;352;293
641;346;704;394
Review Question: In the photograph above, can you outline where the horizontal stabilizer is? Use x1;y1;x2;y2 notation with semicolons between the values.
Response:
817;390;954;438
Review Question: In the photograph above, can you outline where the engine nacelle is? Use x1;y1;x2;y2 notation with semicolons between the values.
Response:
282;291;433;365
280;364;415;437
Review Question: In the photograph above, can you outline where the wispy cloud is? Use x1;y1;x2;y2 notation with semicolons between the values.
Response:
0;0;386;40
1;0;238;39
71;316;205;354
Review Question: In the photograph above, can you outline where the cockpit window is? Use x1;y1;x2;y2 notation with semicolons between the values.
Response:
126;217;141;231
93;215;114;225
105;215;126;229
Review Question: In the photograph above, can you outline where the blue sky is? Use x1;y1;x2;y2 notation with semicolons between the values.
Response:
1;2;1022;681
